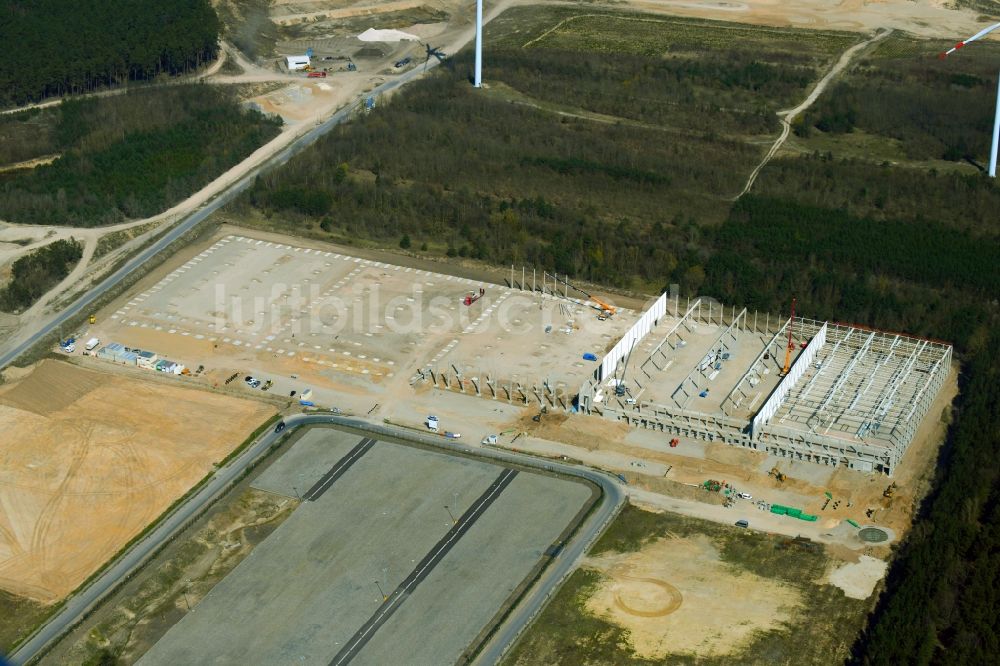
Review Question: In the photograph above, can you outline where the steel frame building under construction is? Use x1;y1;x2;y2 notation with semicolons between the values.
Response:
578;296;952;475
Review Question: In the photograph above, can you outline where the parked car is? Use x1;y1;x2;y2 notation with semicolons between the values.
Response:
394;57;411;68
274;421;286;433
735;519;749;528
738;492;752;500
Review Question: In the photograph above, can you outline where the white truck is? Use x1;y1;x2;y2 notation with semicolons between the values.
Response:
425;415;439;432
85;337;100;352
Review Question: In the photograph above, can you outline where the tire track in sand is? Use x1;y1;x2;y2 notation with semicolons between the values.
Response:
29;420;94;587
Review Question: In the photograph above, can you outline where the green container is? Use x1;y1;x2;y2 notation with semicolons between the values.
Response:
770;506;787;515
798;513;818;522
786;508;802;517
846;519;861;528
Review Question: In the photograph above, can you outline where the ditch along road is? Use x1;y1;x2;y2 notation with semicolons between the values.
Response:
0;0;522;372
9;413;625;665
736;27;891;199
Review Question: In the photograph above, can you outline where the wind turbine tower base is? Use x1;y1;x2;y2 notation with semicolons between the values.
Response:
474;0;483;88
990;70;999;178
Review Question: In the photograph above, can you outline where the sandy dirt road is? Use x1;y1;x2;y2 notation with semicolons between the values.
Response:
738;27;892;198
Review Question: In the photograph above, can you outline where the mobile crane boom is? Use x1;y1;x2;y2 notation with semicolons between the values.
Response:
547;273;617;318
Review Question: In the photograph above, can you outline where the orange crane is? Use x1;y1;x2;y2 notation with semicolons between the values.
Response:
551;274;617;319
781;297;796;376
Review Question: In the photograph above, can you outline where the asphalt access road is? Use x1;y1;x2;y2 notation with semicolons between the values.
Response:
0;62;438;373
9;414;624;666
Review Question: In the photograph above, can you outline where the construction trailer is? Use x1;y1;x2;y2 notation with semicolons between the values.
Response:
578;296;952;476
285;55;310;71
136;350;159;369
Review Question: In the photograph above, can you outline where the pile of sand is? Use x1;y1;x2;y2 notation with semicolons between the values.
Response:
357;28;420;42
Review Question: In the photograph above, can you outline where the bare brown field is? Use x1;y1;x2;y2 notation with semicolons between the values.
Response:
0;360;275;603
584;534;801;658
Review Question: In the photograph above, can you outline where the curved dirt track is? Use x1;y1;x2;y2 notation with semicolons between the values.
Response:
614;574;684;617
737;27;891;199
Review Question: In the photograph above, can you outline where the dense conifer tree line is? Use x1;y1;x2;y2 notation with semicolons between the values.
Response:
0;86;282;226
0;0;220;106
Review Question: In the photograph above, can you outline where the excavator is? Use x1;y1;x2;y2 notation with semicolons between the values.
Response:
549;274;617;319
769;466;787;483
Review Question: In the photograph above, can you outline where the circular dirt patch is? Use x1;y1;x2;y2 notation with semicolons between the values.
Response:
859;527;889;543
613;575;683;617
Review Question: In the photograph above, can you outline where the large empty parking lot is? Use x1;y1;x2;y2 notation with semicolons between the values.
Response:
139;426;595;665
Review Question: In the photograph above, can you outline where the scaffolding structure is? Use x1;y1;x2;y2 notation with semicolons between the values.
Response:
760;322;951;473
581;304;952;476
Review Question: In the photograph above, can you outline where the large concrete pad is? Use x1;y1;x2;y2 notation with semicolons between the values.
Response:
351;472;593;666
140;430;592;665
251;426;362;498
